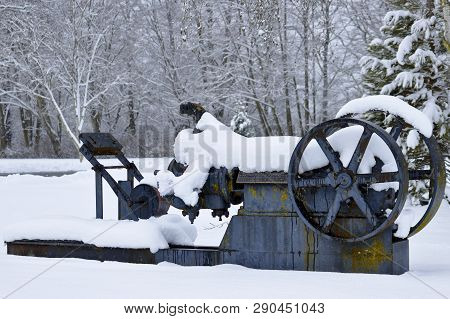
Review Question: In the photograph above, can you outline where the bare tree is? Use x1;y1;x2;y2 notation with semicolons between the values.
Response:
0;0;398;157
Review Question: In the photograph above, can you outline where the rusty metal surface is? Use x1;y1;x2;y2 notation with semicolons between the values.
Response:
243;184;294;213
80;133;163;221
165;166;239;223
287;118;409;243
130;184;170;218
79;133;122;156
220;213;408;274
7;240;156;264
406;134;446;238
236;172;288;184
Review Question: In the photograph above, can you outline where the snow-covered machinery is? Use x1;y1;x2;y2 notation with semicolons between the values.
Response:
6;97;446;275
148;101;445;274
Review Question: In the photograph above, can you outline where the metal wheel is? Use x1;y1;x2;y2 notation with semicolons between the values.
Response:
389;120;446;238
130;184;170;219
288;118;409;242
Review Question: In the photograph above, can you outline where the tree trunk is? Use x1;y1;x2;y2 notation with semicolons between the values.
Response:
19;108;33;148
280;0;293;135
311;4;317;125
442;0;450;52
248;57;272;136
321;1;331;121
127;88;136;135
90;108;102;132
303;1;310;130
293;75;304;136
0;106;11;151
34;117;41;155
426;0;434;17
36;94;62;157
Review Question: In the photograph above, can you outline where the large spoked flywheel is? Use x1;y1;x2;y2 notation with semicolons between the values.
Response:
388;120;446;238
288;118;409;242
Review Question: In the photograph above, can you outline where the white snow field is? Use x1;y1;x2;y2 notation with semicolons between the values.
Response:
0;157;172;175
0;163;449;299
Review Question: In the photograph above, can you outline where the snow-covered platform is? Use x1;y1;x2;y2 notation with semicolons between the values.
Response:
5;211;409;275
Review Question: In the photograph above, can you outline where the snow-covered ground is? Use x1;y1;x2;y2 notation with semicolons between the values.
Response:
0;160;449;298
0;157;172;174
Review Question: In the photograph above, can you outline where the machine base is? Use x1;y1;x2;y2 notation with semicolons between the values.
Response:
6;215;409;275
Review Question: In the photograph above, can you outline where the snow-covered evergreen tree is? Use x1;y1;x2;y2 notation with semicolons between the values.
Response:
230;105;256;137
360;0;449;202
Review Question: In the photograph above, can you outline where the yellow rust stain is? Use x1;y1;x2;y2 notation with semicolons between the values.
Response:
227;180;233;193
346;238;388;273
212;183;219;193
249;186;259;198
278;188;291;212
303;225;316;271
280;190;289;202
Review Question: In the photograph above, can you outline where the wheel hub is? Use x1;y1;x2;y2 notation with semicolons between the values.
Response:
336;172;353;189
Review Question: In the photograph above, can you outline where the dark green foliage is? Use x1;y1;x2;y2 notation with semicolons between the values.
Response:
360;1;449;202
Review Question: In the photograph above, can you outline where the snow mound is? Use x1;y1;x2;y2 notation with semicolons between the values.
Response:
3;214;197;253
336;95;433;137
143;113;301;205
145;111;398;206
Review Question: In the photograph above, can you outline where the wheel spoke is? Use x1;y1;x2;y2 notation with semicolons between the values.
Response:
356;172;400;184
322;191;344;233
348;127;372;172
315;133;343;172
390;121;404;141
409;169;431;180
350;185;377;227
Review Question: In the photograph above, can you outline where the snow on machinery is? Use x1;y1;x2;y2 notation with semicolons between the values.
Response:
158;99;445;240
6;96;446;275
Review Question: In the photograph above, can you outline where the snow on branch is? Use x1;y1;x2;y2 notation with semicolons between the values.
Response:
411;17;436;39
397;35;416;65
409;49;440;69
381;71;424;94
383;10;418;26
0;4;31;12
